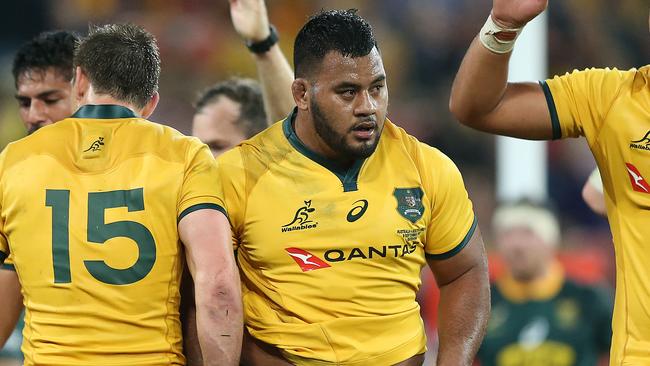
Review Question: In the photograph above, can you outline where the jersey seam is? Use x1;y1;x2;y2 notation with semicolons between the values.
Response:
592;71;629;151
317;324;340;364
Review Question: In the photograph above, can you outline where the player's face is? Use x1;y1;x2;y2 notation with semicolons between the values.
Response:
496;226;554;282
192;96;247;157
15;68;72;134
308;48;388;160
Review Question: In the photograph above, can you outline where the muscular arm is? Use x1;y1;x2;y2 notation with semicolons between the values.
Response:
230;0;294;124
0;269;22;347
180;268;203;366
179;209;242;366
427;228;490;366
253;45;295;123
449;0;551;140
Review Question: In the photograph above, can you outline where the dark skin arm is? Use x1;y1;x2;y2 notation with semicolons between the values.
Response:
427;228;490;366
449;0;552;140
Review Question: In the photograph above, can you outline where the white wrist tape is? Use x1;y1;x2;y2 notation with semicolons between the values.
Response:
479;15;523;54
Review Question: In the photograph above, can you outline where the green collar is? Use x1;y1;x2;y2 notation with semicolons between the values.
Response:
71;104;138;119
282;108;365;192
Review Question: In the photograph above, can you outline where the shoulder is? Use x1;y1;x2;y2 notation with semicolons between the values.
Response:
220;120;288;166
382;119;453;166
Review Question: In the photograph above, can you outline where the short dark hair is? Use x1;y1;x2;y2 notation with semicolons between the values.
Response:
74;24;160;108
293;9;377;79
194;77;267;138
12;30;79;87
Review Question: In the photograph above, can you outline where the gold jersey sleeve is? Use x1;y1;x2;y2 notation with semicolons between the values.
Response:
543;67;636;144
418;144;476;258
178;141;225;219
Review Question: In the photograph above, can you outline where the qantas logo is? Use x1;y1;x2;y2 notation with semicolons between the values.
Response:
625;163;650;193
285;248;331;272
285;242;419;272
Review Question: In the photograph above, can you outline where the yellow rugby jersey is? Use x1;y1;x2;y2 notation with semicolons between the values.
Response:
216;109;476;365
0;104;222;366
543;66;650;364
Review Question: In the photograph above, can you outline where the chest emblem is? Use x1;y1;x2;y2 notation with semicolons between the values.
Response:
393;187;424;223
281;200;318;232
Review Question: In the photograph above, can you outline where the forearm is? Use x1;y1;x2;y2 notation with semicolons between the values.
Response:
195;274;243;366
435;265;490;365
450;36;512;124
253;44;295;123
0;271;23;347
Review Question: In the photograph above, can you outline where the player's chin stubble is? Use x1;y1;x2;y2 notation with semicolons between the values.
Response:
311;99;380;160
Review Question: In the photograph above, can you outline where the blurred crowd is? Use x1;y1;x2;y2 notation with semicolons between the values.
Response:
0;2;647;361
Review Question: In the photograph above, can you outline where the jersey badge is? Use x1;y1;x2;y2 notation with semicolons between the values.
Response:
394;187;424;223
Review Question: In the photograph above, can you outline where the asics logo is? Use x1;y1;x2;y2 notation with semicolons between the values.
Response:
346;199;368;222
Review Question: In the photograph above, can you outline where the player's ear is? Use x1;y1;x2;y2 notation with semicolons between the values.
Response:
140;92;159;119
73;66;90;104
292;78;310;111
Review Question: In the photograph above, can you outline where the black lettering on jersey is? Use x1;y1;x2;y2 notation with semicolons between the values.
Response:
348;247;368;260
368;246;387;258
325;249;345;262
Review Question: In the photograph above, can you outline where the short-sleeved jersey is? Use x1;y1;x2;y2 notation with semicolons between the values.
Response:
0;104;222;366
477;264;612;366
543;66;650;364
215;109;476;365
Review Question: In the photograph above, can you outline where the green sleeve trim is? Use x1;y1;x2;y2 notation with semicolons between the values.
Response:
426;215;477;260
1;263;15;271
539;80;562;140
178;203;228;223
0;251;7;264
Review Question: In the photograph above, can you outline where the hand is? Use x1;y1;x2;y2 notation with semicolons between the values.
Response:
229;0;270;42
491;0;548;28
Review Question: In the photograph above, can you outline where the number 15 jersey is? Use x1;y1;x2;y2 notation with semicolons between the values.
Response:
0;105;222;366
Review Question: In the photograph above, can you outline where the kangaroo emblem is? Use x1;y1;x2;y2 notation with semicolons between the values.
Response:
283;200;316;227
83;137;105;152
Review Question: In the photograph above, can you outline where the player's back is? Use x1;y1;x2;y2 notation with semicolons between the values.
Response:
0;105;211;365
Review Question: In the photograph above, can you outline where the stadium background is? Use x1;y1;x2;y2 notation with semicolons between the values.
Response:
0;0;647;363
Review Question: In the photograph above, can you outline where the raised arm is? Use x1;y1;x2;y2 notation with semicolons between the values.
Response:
179;209;242;366
427;228;490;366
449;0;553;140
229;0;295;123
